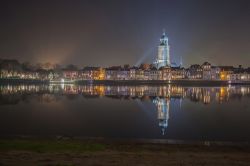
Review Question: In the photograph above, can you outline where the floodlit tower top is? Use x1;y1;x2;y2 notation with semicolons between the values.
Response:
160;31;168;46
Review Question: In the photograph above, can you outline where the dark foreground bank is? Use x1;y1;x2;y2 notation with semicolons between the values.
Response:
0;138;250;166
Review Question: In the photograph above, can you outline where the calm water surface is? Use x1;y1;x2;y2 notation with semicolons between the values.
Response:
0;84;250;142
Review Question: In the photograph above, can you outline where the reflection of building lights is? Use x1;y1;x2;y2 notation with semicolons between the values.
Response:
203;95;211;104
220;88;225;96
153;97;170;135
2;85;250;108
241;87;246;95
60;79;65;89
96;86;105;96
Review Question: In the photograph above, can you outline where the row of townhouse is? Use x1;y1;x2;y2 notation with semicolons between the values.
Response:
2;61;250;81
84;66;184;81
185;62;221;80
229;72;250;81
59;66;182;81
225;67;250;81
55;63;250;81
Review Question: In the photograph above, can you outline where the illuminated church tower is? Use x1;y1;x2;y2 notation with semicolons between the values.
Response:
155;31;170;68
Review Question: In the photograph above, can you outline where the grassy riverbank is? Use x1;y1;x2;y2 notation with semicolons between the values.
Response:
0;139;250;166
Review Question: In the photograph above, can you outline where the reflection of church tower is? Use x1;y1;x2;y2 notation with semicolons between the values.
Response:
155;31;170;69
153;97;170;135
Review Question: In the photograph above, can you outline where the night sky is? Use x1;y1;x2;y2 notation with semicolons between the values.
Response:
0;0;250;67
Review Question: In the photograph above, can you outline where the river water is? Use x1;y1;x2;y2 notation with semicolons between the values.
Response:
0;84;250;142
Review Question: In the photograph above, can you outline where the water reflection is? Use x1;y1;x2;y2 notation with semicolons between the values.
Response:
1;84;250;104
153;97;170;135
1;84;250;136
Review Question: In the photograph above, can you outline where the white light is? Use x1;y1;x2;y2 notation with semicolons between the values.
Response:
61;78;65;83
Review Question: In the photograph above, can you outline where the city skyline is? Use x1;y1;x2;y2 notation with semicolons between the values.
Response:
0;0;250;67
2;1;250;165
